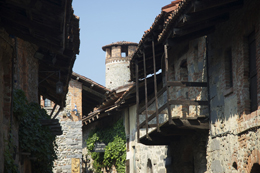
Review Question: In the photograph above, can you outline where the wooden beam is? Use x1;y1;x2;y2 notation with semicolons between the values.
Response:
167;26;215;46
164;44;174;124
167;81;208;87
180;0;243;27
135;59;140;142
193;0;242;13
139;103;168;128
82;85;105;99
138;86;166;114
169;100;208;106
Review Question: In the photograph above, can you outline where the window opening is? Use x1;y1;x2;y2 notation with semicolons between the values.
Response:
121;45;128;57
248;32;257;112
44;99;51;107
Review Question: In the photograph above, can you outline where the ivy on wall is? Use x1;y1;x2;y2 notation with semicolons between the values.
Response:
11;89;57;173
86;119;126;173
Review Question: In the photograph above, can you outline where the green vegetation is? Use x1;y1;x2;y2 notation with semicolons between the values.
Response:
86;119;126;173
11;89;57;173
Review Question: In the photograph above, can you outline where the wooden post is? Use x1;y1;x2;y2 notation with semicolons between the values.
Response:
152;39;160;132
50;103;57;117
135;59;140;143
143;49;151;140
164;44;174;124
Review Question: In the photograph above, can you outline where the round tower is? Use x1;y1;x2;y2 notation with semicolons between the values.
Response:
102;41;138;90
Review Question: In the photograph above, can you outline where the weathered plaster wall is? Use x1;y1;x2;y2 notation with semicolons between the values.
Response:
206;0;260;172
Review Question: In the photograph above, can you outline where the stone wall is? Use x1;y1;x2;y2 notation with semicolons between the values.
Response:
206;0;260;172
167;37;208;118
105;44;137;90
106;57;131;90
127;105;168;173
44;79;83;173
54;120;82;173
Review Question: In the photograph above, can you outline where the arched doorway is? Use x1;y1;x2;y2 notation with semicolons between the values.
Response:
250;163;260;173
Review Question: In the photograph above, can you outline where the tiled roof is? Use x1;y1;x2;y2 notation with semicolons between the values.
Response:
102;41;138;51
72;72;109;91
158;0;190;42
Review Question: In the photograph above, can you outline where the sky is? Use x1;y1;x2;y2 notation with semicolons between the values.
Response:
72;1;171;86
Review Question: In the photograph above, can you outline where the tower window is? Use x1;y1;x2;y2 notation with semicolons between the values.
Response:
121;45;128;57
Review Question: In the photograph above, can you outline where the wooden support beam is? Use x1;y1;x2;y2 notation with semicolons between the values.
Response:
139;103;168;128
167;81;208;87
49;103;57;117
173;15;228;37
138;86;167;114
140;110;168;115
193;0;242;13
152;39;160;132
52;107;61;119
180;0;243;27
82;85;105;99
169;100;208;106
167;26;215;46
135;59;140;143
143;50;150;139
164;44;174;124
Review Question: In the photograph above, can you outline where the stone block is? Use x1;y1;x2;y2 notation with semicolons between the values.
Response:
211;160;223;173
158;168;166;173
210;139;220;151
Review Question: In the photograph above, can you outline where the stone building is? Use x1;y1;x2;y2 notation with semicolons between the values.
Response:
42;72;108;173
129;0;260;172
82;40;171;173
0;1;79;172
102;41;138;90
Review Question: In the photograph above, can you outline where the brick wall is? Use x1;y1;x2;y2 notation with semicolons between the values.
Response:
206;0;260;172
0;28;40;173
111;45;121;57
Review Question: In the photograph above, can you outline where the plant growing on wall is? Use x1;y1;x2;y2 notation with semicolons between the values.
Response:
13;89;57;173
86;119;126;173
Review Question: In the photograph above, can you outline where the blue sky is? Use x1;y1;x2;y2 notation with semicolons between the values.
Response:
72;1;170;86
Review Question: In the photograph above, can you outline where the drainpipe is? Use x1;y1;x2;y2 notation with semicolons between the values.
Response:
205;36;211;131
